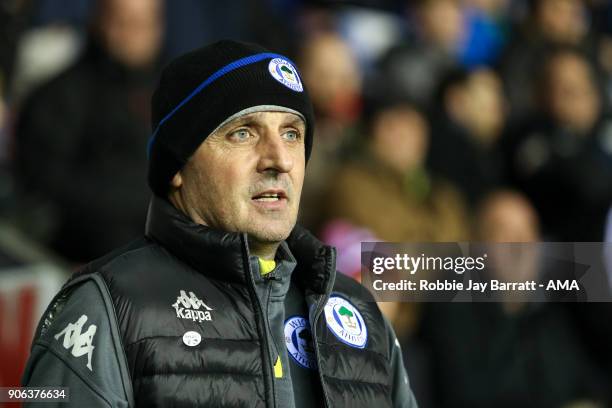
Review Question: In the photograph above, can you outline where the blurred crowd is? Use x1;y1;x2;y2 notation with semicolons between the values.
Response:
1;0;612;407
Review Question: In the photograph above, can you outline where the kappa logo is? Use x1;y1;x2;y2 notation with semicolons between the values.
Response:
54;314;97;371
323;296;367;349
172;290;213;322
284;316;317;370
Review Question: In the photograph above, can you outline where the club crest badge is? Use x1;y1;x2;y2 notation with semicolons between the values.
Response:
284;316;317;369
268;58;303;92
324;296;367;348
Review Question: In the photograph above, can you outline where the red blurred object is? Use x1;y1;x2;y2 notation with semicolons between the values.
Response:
0;285;37;408
0;265;65;408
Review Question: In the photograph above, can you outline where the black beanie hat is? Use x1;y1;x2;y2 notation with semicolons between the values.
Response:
147;40;315;197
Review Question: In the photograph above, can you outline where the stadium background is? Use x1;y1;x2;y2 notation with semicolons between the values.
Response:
1;0;612;406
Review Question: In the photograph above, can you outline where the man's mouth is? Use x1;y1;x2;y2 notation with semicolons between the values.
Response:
252;190;287;202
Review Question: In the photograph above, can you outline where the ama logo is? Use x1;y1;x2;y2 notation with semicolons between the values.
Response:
284;316;317;369
324;296;367;349
172;290;213;322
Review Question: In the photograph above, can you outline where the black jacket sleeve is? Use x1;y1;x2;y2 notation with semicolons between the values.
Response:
384;315;419;408
22;275;134;407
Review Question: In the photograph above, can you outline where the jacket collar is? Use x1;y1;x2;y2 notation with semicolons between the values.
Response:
144;195;335;294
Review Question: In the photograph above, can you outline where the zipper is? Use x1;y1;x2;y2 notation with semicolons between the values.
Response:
264;283;281;359
311;248;336;408
241;234;276;408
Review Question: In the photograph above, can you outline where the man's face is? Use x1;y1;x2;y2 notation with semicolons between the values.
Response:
546;53;600;133
174;111;306;245
98;0;163;69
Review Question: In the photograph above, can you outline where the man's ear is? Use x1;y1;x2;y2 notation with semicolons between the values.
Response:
171;172;183;189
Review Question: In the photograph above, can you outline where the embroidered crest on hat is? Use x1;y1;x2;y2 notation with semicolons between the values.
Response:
268;58;303;92
324;296;367;348
284;316;317;369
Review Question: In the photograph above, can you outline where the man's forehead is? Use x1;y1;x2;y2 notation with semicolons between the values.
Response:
211;106;306;135
226;111;304;127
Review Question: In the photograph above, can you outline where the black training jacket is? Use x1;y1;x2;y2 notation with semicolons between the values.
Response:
22;196;418;407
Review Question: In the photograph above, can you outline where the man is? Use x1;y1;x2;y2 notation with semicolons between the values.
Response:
502;47;612;241
22;40;418;407
14;0;163;263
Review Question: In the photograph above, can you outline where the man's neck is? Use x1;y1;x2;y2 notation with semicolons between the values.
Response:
248;238;280;260
168;192;281;259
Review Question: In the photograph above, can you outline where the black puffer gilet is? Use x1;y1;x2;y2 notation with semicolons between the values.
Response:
74;197;392;407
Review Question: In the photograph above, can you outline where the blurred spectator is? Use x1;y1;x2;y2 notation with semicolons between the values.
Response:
475;190;542;304
414;190;608;408
428;67;506;207
532;0;587;45
297;31;363;230
11;25;83;103
322;87;469;242
502;47;612;241
13;0;255;67
0;0;33;90
299;31;362;140
13;0;163;263
474;189;539;242
378;0;465;109
499;0;596;120
336;6;404;74
459;0;509;67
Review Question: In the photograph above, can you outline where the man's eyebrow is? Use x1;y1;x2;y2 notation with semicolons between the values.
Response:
216;113;305;133
219;116;255;130
283;117;306;128
230;112;266;125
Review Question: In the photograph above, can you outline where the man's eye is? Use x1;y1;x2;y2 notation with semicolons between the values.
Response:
229;129;251;141
283;130;300;141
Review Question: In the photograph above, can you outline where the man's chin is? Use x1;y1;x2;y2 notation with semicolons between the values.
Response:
248;230;291;244
246;222;295;246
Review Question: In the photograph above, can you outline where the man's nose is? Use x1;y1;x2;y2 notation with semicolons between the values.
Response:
256;132;294;174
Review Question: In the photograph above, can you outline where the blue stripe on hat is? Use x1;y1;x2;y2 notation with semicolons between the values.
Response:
147;52;292;157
